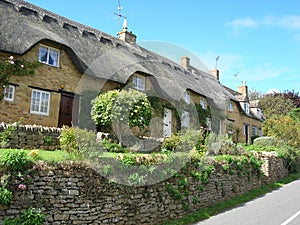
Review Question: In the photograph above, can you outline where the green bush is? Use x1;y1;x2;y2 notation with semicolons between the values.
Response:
161;129;204;152
161;134;180;151
253;136;281;146
60;127;104;158
0;187;13;206
102;139;128;153
205;133;242;156
0;150;31;172
3;207;45;225
59;126;78;154
0;125;17;148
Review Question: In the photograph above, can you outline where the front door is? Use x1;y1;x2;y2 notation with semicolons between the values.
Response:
163;108;172;137
244;124;249;144
58;92;74;127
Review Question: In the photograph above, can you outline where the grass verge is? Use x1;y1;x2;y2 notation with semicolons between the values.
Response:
159;172;300;225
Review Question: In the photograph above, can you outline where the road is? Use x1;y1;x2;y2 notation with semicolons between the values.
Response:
194;179;300;225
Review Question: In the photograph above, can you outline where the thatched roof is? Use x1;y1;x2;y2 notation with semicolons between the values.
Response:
0;0;235;110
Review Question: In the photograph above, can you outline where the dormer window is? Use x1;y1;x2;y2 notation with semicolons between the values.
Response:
200;97;207;109
244;102;250;114
133;75;145;90
257;108;262;119
228;101;233;111
183;91;190;104
38;45;60;67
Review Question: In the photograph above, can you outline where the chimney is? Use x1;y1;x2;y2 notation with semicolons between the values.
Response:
209;67;220;80
238;81;248;96
118;19;137;44
181;56;191;70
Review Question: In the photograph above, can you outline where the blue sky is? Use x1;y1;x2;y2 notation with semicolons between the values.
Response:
26;0;300;94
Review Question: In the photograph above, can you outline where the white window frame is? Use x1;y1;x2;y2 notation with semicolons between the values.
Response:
252;126;258;137
38;45;60;67
244;102;250;114
30;89;50;116
206;117;212;131
228;101;233;111
200;97;207;109
133;75;145;90
4;85;15;102
183;91;190;104
181;111;190;128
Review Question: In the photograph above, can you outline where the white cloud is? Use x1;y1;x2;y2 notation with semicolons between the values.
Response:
226;15;300;38
225;17;258;37
241;64;290;82
226;17;258;28
261;15;300;30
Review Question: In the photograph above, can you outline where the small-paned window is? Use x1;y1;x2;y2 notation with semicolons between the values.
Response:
30;89;50;116
252;126;257;136
38;45;60;67
228;120;234;133
133;75;145;90
183;91;190;104
200;97;207;109
206;117;212;130
4;85;15;102
228;101;233;111
181;111;190;128
244;103;250;114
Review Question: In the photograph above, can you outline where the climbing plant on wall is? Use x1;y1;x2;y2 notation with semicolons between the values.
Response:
0;56;40;100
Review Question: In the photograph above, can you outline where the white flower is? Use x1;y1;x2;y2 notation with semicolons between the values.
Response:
9;56;14;60
10;61;14;65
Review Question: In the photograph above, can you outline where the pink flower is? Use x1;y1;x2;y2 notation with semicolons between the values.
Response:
18;184;26;190
20;177;24;181
10;61;14;65
9;56;14;60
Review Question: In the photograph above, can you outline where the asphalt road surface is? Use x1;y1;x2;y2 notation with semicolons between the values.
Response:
194;179;300;225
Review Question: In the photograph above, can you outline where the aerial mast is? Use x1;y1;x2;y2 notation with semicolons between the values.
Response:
114;0;127;30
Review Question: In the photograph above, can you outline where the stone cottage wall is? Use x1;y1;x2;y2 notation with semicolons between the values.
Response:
0;153;288;225
0;123;61;150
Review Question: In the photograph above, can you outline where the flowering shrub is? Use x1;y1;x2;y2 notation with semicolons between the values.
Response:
0;56;39;100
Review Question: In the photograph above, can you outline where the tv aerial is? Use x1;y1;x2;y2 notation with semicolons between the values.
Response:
114;0;127;29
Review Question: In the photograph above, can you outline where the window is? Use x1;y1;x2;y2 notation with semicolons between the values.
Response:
228;101;233;111
228;120;234;133
206;117;212;130
181;111;190;128
133;75;145;90
257;108;262;119
183;91;190;104
30;89;50;115
252;126;257;136
244;102;250;114
200;97;207;109
38;45;60;67
4;85;15;102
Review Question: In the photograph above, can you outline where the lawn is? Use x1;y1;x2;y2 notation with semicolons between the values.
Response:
0;149;118;163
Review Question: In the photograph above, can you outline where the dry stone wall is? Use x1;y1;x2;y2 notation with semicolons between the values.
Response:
0;153;288;225
0;123;61;150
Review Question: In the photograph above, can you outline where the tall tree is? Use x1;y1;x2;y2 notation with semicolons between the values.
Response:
260;94;295;119
283;90;300;108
